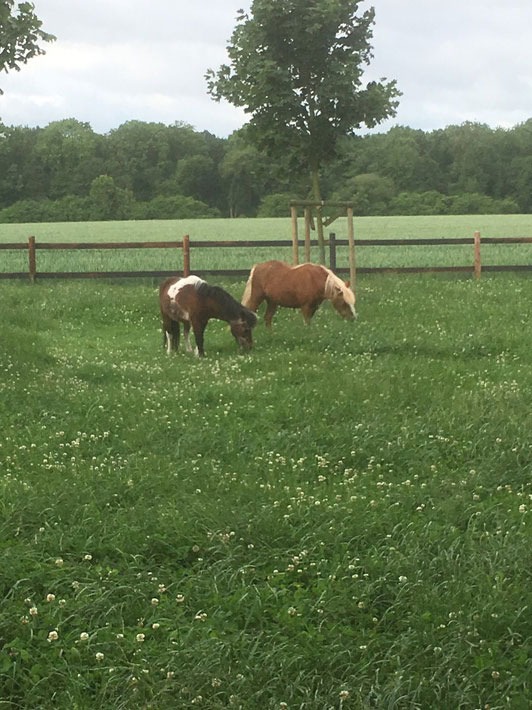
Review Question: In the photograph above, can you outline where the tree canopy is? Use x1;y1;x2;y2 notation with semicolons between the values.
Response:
206;0;400;259
0;117;529;222
0;0;55;92
207;1;399;185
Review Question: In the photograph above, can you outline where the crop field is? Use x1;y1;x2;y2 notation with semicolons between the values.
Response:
1;242;531;709
1;214;532;276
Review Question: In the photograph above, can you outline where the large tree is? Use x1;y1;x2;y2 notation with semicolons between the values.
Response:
0;0;55;92
206;0;400;253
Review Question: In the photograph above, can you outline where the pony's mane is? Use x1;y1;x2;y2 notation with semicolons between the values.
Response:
323;269;355;304
196;282;257;325
291;262;355;304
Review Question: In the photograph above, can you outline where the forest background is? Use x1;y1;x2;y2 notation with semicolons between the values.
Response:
1;116;531;224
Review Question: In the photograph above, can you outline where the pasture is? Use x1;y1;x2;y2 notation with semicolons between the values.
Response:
1;256;531;708
1;214;532;276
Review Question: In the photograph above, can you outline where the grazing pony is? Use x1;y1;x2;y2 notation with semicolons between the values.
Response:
242;260;356;327
159;275;257;357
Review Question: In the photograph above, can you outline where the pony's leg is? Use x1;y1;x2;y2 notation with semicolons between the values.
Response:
162;317;179;353
191;318;206;357
183;322;193;352
171;321;180;352
301;303;319;325
264;300;277;328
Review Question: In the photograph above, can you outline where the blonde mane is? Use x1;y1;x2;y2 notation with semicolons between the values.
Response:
241;265;255;307
323;268;355;304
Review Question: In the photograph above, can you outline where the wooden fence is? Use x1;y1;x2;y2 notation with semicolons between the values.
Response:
1;232;531;282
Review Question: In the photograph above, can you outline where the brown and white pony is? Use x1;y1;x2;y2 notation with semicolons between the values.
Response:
242;260;357;328
159;275;257;357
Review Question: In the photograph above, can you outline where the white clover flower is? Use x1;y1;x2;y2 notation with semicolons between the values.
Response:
83;554;93;561
47;630;59;642
339;689;350;700
194;611;207;622
398;575;408;583
29;606;38;616
135;633;145;643
46;593;56;603
175;594;185;603
152;623;160;630
151;598;159;606
80;632;89;641
55;558;64;567
95;652;104;662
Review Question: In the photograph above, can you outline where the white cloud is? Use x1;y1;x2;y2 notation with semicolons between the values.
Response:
1;0;531;136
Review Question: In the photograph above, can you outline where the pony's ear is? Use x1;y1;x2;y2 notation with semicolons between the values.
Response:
345;280;350;288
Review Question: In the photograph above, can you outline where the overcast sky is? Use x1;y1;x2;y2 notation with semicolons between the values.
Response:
1;0;531;137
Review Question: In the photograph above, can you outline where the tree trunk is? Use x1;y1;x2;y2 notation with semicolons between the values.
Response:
311;165;326;265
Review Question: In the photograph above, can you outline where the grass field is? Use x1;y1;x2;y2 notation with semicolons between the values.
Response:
0;216;532;710
1;260;531;707
1;215;532;275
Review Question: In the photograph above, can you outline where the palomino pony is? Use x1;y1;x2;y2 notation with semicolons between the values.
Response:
159;274;257;357
242;260;356;328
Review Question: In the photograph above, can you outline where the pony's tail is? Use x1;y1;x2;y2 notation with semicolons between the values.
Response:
241;266;255;308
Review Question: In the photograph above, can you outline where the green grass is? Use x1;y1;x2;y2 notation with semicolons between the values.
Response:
1;273;531;708
1;215;532;275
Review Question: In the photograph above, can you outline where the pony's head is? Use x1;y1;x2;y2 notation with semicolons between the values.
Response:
229;307;258;351
324;272;357;320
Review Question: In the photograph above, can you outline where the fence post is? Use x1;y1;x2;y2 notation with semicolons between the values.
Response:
182;234;190;276
28;236;36;283
347;207;356;290
304;207;311;263
290;205;299;265
329;233;337;272
474;230;481;280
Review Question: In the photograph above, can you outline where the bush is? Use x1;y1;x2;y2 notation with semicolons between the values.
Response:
257;193;299;217
89;175;134;220
132;195;220;220
48;195;92;222
0;199;55;223
389;190;450;215
448;192;519;215
329;174;396;216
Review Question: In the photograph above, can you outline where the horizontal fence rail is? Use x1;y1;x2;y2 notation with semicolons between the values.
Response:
0;232;531;282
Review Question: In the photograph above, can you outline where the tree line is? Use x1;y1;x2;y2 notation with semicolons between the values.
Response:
0;116;530;223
